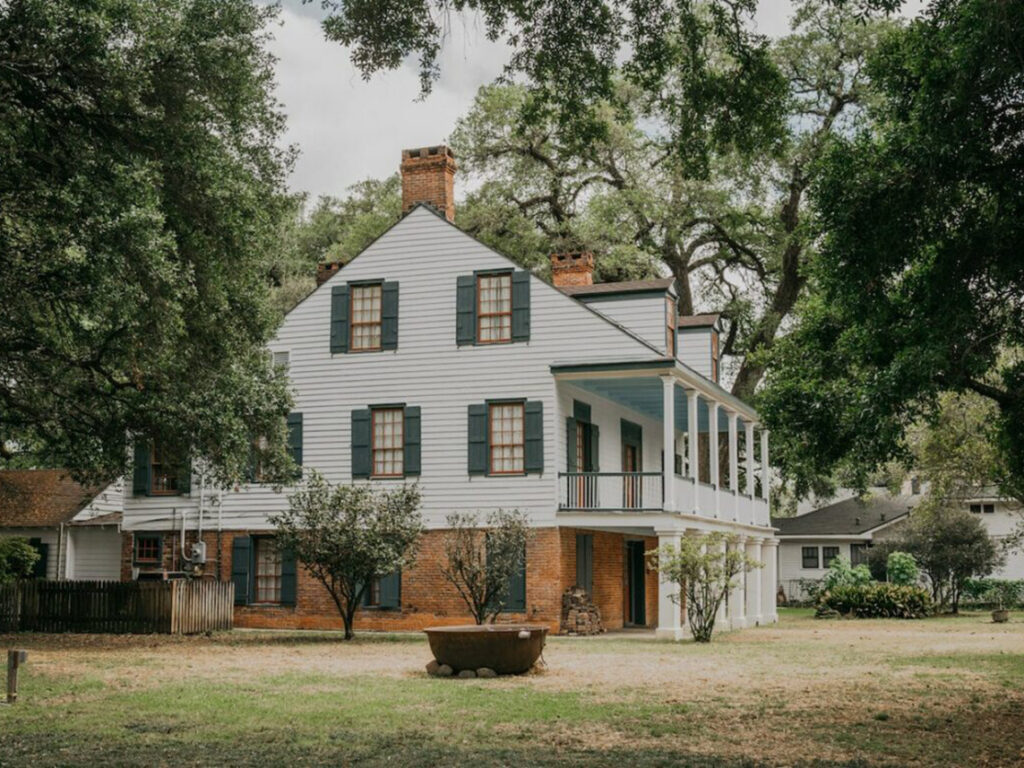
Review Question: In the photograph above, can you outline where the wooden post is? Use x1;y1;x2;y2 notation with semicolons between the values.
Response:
6;649;27;704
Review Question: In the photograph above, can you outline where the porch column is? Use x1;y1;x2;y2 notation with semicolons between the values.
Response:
662;376;676;512
731;535;747;629
655;531;684;640
761;538;778;624
745;421;755;497
716;536;729;629
709;401;720;518
760;429;771;512
687;389;700;492
728;412;739;522
745;537;763;625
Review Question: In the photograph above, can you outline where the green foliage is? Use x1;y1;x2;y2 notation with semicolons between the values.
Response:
654;532;762;642
821;555;873;591
759;0;1024;497
962;579;1023;610
0;0;293;485
886;551;919;586
818;582;932;619
272;471;423;639
0;538;39;583
440;510;530;625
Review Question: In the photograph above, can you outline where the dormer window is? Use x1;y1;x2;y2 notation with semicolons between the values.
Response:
477;273;512;344
350;283;383;351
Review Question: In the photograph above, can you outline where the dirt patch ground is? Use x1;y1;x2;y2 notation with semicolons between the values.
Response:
2;609;1023;767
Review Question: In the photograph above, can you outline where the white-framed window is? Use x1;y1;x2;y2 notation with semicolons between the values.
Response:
350;283;383;351
489;402;525;474
477;273;512;344
371;407;404;478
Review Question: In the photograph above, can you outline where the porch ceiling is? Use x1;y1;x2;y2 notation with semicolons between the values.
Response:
573;378;739;432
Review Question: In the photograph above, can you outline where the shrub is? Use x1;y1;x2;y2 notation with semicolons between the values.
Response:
963;578;1023;609
0;538;40;583
821;555;872;591
819;582;932;619
886;551;920;586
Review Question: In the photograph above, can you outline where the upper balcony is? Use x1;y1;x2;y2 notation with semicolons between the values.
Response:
552;358;771;529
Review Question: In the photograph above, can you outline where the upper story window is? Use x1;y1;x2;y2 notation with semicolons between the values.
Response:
372;407;404;477
969;503;995;514
150;441;180;495
490;402;525;474
478;273;512;344
350;283;383;351
665;297;676;357
710;331;719;382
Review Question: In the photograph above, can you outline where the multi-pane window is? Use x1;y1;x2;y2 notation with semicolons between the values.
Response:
665;298;676;357
851;543;870;566
372;407;404;477
254;537;282;604
490;402;525;474
150;441;179;494
478;273;512;343
802;546;820;569
822;546;840;568
135;535;161;565
350;283;383;351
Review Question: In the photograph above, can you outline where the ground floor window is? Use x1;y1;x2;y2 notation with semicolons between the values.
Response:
801;546;819;569
822;546;840;568
850;543;871;566
254;537;282;604
134;534;163;566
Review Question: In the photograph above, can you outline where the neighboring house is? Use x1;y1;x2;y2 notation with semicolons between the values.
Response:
963;487;1024;580
774;490;916;602
118;145;779;638
0;470;123;581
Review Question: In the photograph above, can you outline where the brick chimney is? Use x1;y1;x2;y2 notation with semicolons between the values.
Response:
550;252;595;288
316;261;341;287
401;145;457;222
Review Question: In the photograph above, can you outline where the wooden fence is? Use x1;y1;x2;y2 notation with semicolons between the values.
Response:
0;580;234;634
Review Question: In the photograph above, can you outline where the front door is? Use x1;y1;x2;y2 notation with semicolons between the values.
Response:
626;540;646;626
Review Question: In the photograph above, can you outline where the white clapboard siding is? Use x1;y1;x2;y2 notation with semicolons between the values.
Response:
583;295;668;354
67;527;122;580
123;207;659;532
677;328;714;379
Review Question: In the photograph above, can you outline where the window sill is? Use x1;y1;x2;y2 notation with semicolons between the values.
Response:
360;605;401;612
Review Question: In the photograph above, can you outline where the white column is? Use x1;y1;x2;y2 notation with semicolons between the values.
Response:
746;537;763;625
662;376;676;512
687;390;700;514
731;535;747;628
716;536;729;629
728;411;739;493
745;421;755;497
709;402;720;519
760;429;771;520
655;532;684;640
761;539;778;624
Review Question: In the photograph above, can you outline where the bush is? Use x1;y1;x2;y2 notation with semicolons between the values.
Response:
0;538;40;583
821;555;872;591
962;578;1023;609
818;582;932;619
886;551;919;586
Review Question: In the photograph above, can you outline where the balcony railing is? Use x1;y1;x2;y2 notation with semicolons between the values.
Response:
558;472;664;511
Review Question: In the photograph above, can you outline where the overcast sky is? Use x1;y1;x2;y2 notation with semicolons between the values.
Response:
267;0;923;201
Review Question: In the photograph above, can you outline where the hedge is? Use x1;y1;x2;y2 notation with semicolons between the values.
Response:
817;582;932;619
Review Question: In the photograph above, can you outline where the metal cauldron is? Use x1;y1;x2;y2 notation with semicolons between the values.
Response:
423;624;548;675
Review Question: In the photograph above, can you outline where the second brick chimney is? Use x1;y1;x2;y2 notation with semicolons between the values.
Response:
401;145;457;222
550;252;595;288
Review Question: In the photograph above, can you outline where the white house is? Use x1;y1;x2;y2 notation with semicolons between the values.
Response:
117;145;779;637
0;469;123;581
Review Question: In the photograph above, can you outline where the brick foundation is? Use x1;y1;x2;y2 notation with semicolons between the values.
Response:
120;526;659;634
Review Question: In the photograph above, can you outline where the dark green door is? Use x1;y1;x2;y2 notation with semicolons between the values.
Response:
626;540;646;625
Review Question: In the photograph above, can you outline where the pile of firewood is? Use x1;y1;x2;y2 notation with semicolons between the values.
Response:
560;586;604;635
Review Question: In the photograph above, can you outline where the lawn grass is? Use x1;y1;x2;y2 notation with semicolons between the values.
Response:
2;611;1023;767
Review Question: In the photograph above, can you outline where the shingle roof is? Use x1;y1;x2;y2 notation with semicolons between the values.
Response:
0;470;104;528
678;313;721;329
772;493;915;536
558;278;675;297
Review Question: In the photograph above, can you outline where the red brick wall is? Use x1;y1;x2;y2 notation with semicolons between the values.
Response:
120;526;660;633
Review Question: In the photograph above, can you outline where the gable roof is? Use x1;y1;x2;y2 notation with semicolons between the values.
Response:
559;278;675;298
773;492;915;536
0;470;105;528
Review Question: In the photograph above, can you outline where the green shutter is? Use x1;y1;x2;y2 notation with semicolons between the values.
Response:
378;570;401;609
287;412;303;469
456;275;476;345
231;536;251;605
132;442;150;496
588;423;600;472
572;399;591;424
381;281;399;350
280;546;297;606
467;403;488;474
330;284;350;354
507;550;527;611
28;538;48;579
566;417;578;472
511;270;530;341
351;408;371;478
524;400;544;474
403;406;421;476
